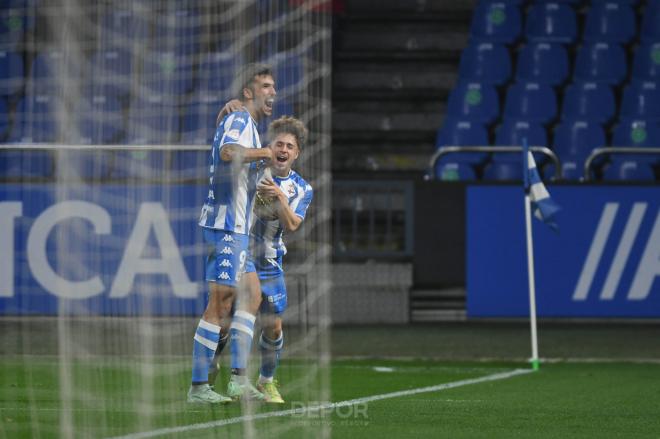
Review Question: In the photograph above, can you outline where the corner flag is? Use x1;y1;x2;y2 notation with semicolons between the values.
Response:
522;139;561;230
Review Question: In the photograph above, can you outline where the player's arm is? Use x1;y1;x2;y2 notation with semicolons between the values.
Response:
257;179;303;231
220;144;275;163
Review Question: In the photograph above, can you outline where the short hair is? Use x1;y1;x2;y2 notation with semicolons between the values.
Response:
267;116;308;150
233;63;274;100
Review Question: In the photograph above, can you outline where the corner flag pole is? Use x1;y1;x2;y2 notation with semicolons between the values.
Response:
522;138;540;371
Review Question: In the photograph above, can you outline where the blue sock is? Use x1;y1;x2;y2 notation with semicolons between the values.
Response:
259;331;284;380
191;319;221;385
230;311;256;372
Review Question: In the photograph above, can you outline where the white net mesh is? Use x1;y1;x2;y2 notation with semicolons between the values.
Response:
1;0;331;437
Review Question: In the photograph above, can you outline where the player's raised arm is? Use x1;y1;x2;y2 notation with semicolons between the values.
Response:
220;143;275;163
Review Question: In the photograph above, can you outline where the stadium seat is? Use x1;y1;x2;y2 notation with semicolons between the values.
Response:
503;82;557;125
9;93;58;143
583;2;636;44
0;96;8;139
514;43;569;86
98;8;149;47
110;150;167;179
458;42;512;86
552;120;606;180
435;118;490;164
602;159;656;181
88;48;133;99
56;150;114;180
170;149;208;181
493;119;547;162
126;96;180;145
469;2;522;45
196;51;237;97
534;0;583;4
0;150;54;178
434;161;477;181
641;5;660;42
619;81;660;122
138;50;194;104
561;81;616;124
28;50;67;94
525;3;577;44
74;94;124;144
591;0;639;6
446;82;500;125
180;95;223;145
612;119;660;164
482;161;523;181
0;8;28;50
151;8;202;55
0;50;23;96
632;42;660;81
574;42;627;86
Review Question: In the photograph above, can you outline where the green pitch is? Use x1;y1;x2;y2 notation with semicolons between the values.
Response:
2;357;659;438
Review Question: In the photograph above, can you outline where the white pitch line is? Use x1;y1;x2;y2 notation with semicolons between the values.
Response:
108;368;533;439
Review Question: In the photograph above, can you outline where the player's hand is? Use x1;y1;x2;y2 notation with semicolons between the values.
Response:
257;178;283;200
216;99;244;126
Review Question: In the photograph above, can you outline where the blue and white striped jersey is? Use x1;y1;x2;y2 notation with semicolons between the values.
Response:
251;170;313;259
199;110;265;235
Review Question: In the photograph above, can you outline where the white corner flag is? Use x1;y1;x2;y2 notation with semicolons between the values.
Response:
522;138;560;372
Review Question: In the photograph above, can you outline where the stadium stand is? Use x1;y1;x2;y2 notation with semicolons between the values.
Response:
469;1;522;45
561;81;616;125
552;120;607;180
583;2;636;44
524;2;578;44
446;82;500;125
514;43;569;86
619;81;660;121
573;42;628;85
0;50;24;97
502;82;557;125
457;42;512;86
632;42;660;81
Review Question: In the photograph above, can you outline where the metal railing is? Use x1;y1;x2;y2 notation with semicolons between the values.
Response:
426;145;562;180
583;147;660;181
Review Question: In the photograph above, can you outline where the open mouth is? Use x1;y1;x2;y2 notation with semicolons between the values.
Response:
265;98;274;110
276;154;288;163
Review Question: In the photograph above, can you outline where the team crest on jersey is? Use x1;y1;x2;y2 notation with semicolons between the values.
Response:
219;272;230;280
281;180;296;198
220;246;233;255
220;259;233;268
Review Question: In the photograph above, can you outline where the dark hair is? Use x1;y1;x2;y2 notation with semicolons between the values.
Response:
267;116;308;150
233;63;274;100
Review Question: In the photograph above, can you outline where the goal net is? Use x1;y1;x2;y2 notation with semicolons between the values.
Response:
0;0;331;437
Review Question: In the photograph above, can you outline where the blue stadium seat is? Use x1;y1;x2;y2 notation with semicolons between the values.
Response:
435;118;490;164
196;51;236;97
171;149;208;181
602;159;656;181
28;50;67;94
482;161;523;181
180;95;223;145
620;81;660;122
583;2;636;44
152;8;202;55
503;82;557;124
493;119;548;162
138;51;194;103
98;9;149;47
0;50;23;96
591;0;639;6
9;93;58;143
515;43;569;86
458;42;512;86
525;3;577;44
632;42;660;81
574;42;627;86
470;2;522;45
0;96;8;138
534;0;583;4
0;150;54;178
434;161;477;181
641;5;660;42
0;8;28;50
446;82;500;125
88;48;133;99
110;150;167;179
561;81;616;124
74;94;124;144
56;150;114;180
126;96;180;145
552;120;606;180
612;119;660;164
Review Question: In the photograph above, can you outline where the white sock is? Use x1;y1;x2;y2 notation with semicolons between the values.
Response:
258;374;274;384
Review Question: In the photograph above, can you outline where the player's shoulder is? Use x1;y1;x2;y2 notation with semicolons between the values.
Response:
290;170;312;192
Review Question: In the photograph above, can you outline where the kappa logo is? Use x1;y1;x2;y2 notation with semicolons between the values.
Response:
219;259;233;268
220;246;233;255
219;272;230;280
222;235;234;242
573;202;660;302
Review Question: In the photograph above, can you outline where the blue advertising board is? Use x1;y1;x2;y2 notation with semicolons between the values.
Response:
0;184;208;315
467;186;660;318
